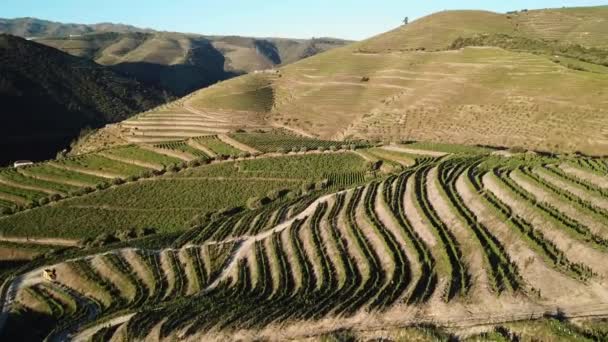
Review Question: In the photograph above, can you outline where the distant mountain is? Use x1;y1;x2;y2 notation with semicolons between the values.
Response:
0;18;350;96
0;34;167;165
0;17;151;38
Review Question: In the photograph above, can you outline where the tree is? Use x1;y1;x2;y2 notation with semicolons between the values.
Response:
403;17;409;25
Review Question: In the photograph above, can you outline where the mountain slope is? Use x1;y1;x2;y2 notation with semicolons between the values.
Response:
0;18;350;96
0;34;167;165
32;32;350;95
0;17;151;37
176;6;608;155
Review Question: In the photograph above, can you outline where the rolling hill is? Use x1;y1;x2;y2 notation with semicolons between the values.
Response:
100;6;608;155
0;18;351;96
0;17;152;37
0;34;167;166
35;32;350;96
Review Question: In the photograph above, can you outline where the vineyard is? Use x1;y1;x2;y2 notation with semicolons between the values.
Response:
229;130;369;153
3;150;608;340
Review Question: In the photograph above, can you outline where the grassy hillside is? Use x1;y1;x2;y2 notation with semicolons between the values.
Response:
174;6;608;155
0;34;167;165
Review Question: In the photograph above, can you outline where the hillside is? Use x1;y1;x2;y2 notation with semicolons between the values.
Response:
0;34;167;165
118;6;608;155
0;18;350;96
32;32;350;95
0;17;151;37
0;136;607;340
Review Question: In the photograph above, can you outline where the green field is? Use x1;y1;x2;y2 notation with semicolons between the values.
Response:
55;154;150;176
101;145;182;166
192;136;243;156
229;131;365;153
153;141;209;158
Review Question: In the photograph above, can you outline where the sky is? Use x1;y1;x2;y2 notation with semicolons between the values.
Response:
2;0;607;40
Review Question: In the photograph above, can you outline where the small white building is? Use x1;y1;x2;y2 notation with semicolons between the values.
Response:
13;160;33;168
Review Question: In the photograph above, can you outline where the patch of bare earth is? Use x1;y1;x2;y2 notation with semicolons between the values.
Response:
299;214;325;290
560;164;608;189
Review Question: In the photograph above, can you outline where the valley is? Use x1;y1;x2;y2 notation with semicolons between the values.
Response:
1;4;608;341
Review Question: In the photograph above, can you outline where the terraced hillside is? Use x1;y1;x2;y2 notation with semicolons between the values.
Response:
0;132;373;240
127;6;608;156
3;144;608;340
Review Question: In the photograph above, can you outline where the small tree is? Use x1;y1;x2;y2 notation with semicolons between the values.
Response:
300;146;308;153
403;16;409;25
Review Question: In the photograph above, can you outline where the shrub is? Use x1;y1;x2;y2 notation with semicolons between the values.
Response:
318;146;326;152
267;189;288;201
247;196;270;210
140;170;153;179
188;159;201;168
361;76;370;82
167;164;180;173
301;182;315;194
0;207;12;215
83;187;95;194
117;228;137;241
127;175;139;182
239;152;251;159
316;179;330;190
277;147;286;154
329;146;338;152
112;178;125;186
49;194;62;202
90;232;119;247
136;227;156;237
96;182;110;190
37;197;50;206
291;147;299;153
300;146;308;153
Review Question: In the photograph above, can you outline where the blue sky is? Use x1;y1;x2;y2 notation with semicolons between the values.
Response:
3;0;607;40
